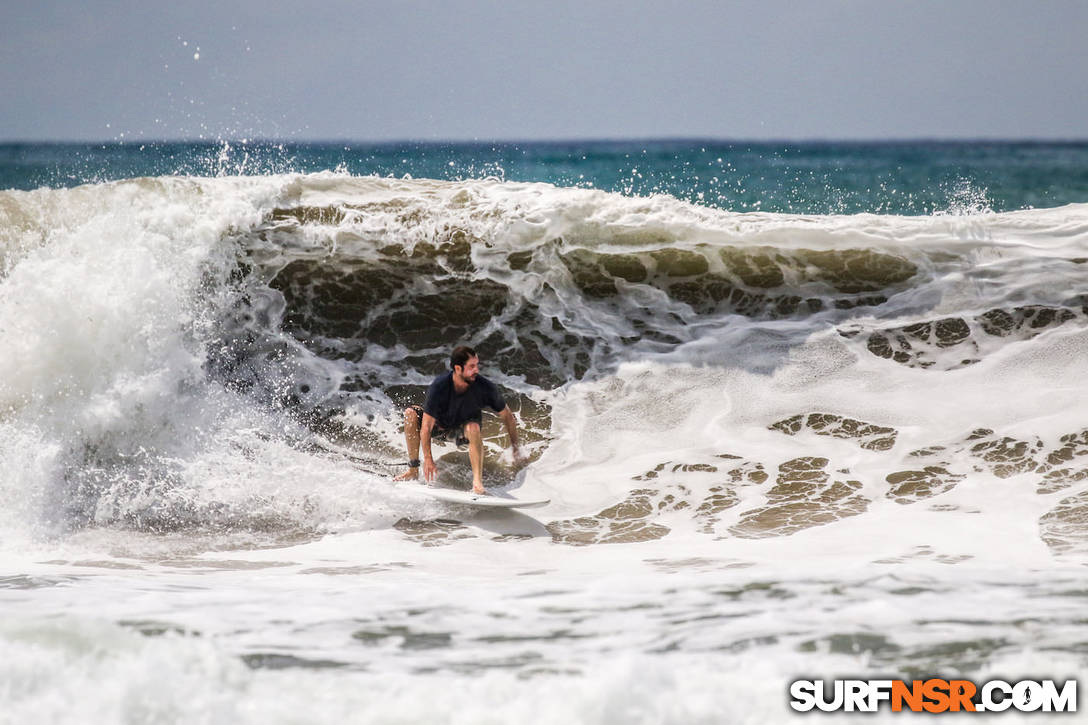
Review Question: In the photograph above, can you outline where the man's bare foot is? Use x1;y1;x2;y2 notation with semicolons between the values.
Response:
394;468;419;482
472;483;486;495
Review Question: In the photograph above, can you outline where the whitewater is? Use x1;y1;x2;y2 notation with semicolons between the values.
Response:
2;169;1087;723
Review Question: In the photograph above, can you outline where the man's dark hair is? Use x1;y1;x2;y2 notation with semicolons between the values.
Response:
450;345;477;371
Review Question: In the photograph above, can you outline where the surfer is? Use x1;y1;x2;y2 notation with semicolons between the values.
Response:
393;345;522;494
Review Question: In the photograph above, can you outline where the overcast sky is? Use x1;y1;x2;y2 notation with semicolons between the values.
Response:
2;0;1086;142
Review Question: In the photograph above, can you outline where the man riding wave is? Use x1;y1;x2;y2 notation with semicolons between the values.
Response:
394;345;522;495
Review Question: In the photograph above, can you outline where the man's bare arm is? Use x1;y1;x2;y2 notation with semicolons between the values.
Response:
498;407;522;460
421;413;438;481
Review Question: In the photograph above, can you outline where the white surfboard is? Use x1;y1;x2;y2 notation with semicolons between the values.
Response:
407;484;549;509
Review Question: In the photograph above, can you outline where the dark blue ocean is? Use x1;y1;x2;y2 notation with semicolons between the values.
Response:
3;140;1087;214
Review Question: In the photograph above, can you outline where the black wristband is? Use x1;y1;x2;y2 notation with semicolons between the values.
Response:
408;459;420;468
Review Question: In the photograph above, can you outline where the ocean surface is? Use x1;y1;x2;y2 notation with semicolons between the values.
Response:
2;140;1087;723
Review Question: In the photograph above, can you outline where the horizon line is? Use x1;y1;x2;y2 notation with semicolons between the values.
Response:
3;135;1088;146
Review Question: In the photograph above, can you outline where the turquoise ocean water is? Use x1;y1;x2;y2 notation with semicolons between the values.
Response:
4;140;1088;213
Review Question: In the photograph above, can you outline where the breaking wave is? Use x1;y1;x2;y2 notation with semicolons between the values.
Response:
2;172;1088;556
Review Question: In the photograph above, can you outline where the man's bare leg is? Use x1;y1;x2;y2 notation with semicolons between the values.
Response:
393;407;420;481
465;421;485;494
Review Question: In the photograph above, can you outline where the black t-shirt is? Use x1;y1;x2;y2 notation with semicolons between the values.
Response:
423;372;507;430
